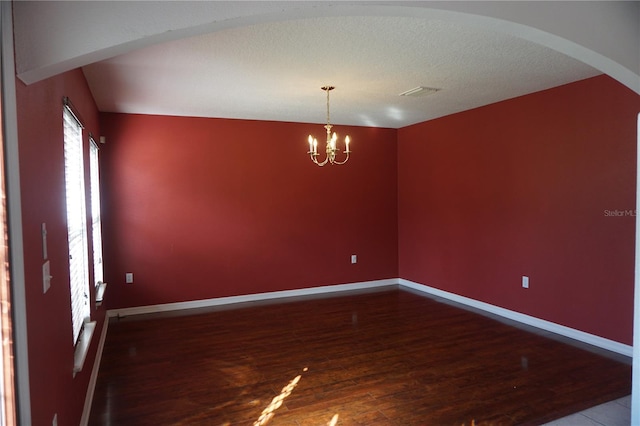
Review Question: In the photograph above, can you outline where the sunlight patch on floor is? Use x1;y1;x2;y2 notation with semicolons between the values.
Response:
254;367;307;425
253;367;339;426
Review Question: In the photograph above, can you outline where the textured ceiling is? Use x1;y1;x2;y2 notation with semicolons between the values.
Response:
82;15;600;129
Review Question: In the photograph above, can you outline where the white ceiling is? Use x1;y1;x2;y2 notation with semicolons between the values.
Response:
13;2;638;130
82;15;600;128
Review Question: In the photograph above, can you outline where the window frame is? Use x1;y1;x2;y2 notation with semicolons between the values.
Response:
62;99;91;346
89;137;105;304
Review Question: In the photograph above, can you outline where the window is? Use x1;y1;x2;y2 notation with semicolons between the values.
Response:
63;100;90;345
89;138;105;303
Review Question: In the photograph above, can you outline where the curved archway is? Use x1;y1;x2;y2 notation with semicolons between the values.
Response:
13;2;639;93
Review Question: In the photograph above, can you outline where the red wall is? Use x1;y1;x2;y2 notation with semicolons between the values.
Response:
398;75;639;345
15;69;105;426
99;114;399;309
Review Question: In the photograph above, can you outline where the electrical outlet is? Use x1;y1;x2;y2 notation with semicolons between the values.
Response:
522;276;529;289
351;254;357;264
126;273;134;284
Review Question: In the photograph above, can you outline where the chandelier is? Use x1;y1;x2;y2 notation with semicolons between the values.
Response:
307;86;351;166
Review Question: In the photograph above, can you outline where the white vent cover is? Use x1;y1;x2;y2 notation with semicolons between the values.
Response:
399;86;440;97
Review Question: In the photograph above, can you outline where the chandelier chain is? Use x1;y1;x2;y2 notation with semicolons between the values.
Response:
326;88;331;126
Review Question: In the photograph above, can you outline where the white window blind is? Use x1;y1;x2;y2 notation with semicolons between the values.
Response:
63;104;90;345
89;139;104;298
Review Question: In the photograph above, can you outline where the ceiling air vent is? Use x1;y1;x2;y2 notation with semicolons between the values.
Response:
399;86;440;97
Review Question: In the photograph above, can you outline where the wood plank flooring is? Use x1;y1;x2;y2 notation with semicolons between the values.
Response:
88;289;631;425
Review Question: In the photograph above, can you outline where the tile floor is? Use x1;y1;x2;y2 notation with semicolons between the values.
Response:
543;395;631;426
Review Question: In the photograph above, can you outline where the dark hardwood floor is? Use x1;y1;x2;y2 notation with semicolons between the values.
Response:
88;289;631;425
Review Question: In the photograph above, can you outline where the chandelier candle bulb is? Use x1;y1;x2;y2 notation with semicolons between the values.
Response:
308;135;313;153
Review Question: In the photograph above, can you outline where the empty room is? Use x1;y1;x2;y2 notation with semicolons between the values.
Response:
1;2;639;425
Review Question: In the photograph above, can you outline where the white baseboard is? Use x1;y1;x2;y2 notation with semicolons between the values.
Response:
107;278;399;318
79;317;109;426
105;277;631;358
399;278;632;357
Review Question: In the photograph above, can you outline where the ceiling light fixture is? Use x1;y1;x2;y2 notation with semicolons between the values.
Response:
307;86;350;166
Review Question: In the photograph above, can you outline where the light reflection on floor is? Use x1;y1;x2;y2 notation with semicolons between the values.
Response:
253;367;306;426
253;367;339;425
327;413;339;425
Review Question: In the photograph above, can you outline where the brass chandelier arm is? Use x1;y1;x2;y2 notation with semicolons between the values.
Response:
309;152;330;166
331;152;350;165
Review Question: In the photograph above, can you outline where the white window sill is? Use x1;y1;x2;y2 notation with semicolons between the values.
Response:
73;321;96;377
